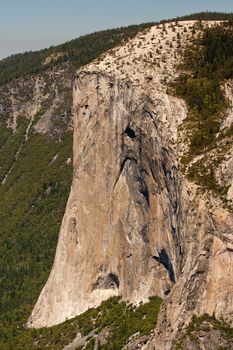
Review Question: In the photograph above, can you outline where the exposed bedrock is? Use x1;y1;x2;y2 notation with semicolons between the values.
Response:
28;71;183;328
28;72;233;350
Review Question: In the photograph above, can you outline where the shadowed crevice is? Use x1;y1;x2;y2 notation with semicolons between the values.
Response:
93;273;120;290
153;249;176;283
125;127;136;139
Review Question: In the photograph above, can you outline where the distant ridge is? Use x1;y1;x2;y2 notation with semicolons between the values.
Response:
161;11;233;23
0;12;232;86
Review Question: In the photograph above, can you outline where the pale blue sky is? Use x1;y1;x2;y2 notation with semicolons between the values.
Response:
1;0;233;59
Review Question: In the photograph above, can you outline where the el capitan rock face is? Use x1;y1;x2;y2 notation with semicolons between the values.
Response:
28;21;233;349
28;71;183;328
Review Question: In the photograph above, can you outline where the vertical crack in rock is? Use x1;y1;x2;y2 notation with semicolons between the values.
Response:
161;147;183;272
113;156;136;190
136;172;150;207
153;249;176;284
140;224;149;243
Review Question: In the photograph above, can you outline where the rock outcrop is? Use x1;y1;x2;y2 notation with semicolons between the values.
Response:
28;21;233;349
0;64;73;137
146;189;233;349
28;70;184;328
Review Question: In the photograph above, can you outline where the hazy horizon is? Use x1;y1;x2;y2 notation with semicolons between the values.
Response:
1;0;233;60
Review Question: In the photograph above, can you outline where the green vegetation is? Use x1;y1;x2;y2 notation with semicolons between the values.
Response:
0;125;12;149
0;118;29;183
0;127;73;348
174;22;233;196
175;314;233;350
176;24;233;155
0;296;162;350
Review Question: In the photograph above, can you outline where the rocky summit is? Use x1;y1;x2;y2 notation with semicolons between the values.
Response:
0;15;233;350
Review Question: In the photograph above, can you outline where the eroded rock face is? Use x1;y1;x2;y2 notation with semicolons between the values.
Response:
28;71;184;328
28;70;233;350
146;189;233;350
28;22;233;349
0;64;73;137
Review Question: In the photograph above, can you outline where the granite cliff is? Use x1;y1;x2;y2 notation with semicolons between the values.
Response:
28;20;233;349
28;70;183;328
